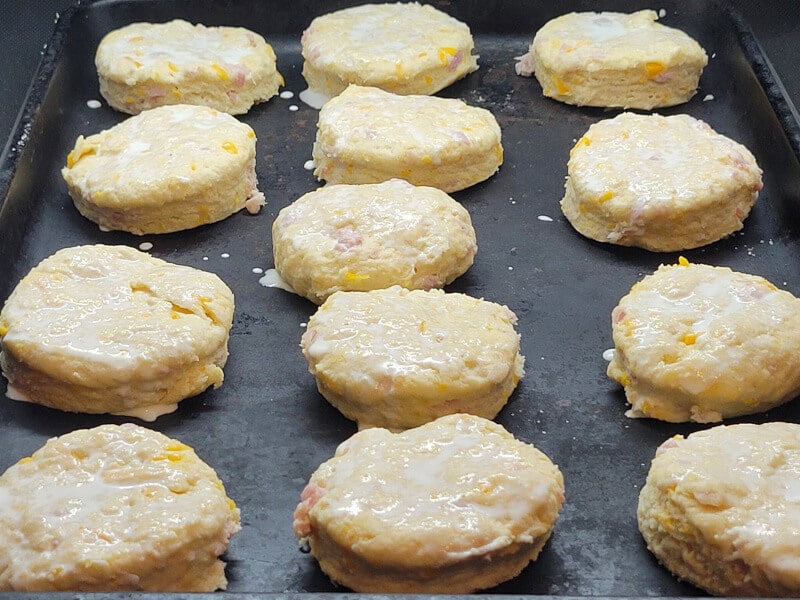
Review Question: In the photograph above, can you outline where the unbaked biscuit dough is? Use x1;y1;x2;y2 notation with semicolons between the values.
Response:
639;422;800;596
312;85;503;192
561;112;762;252
0;424;240;591
608;260;800;422
0;244;234;421
301;2;478;101
301;286;524;430
293;413;565;593
272;179;477;304
516;10;707;109
96;19;283;115
62;104;264;235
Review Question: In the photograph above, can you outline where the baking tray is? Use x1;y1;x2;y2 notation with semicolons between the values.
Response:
1;0;800;597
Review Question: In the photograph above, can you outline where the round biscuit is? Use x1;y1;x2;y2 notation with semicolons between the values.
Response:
312;85;503;193
0;423;240;592
301;2;477;100
272;179;477;304
516;10;707;109
96;19;283;115
639;423;800;596
61;104;264;235
300;286;524;430
561;112;762;252
293;413;564;593
607;261;800;422
0;244;235;421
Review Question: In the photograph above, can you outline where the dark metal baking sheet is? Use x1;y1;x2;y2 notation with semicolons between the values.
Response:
1;0;800;597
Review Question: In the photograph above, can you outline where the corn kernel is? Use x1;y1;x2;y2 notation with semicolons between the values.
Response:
678;256;690;267
211;63;228;80
222;142;238;154
645;62;665;78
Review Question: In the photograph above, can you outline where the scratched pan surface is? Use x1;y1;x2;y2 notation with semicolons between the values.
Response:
1;0;800;597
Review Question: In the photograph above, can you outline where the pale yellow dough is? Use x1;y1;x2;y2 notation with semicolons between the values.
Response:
96;19;283;115
293;413;565;593
516;10;707;109
562;113;762;252
301;2;477;99
0;424;240;591
301;286;524;430
608;261;800;422
639;423;800;596
0;244;234;420
272;179;477;304
62;104;264;235
312;85;503;192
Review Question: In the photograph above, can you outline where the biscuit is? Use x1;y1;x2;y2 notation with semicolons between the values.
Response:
312;85;503;192
300;286;524;430
0;423;240;591
62;104;264;235
272;179;477;304
96;19;282;115
0;244;234;421
516;10;707;109
561;113;762;252
293;413;565;593
607;260;800;423
301;2;477;102
639;422;800;596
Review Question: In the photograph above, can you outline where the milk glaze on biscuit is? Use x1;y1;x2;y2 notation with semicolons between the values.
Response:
272;179;477;303
301;286;524;430
608;260;800;422
96;19;283;115
293;414;565;593
639;423;800;596
561;113;762;252
312;85;503;192
62;104;264;235
0;424;240;591
301;2;478;101
517;10;707;109
0;244;234;420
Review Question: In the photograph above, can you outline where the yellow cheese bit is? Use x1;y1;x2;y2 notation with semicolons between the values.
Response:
222;141;238;154
554;78;570;95
66;145;96;168
597;191;613;203
211;63;228;80
344;272;369;282
437;46;458;65
645;62;666;78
